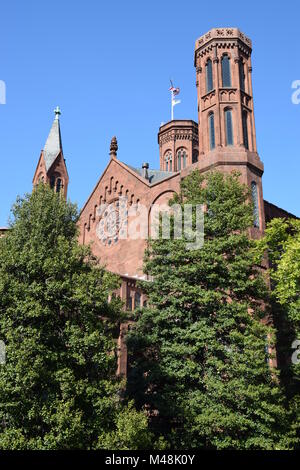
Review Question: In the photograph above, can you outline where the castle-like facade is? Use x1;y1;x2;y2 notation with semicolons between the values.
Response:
31;28;294;375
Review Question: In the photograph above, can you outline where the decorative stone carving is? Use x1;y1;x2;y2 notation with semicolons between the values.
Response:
110;136;118;159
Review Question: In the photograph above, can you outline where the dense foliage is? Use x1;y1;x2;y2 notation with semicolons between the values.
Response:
258;218;300;445
0;184;152;449
127;171;297;449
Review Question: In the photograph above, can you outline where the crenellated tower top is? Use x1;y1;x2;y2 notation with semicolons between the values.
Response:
194;28;252;59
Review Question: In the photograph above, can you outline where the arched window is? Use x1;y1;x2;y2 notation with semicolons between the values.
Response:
239;60;245;91
177;149;187;170
222;55;232;87
56;178;62;193
225;109;233;146
242;111;249;149
251;181;260;228
164;152;172;171
50;175;56;189
177;151;181;171
208;112;216;150
206;59;213;92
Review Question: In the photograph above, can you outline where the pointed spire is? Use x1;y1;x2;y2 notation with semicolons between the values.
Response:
43;107;63;172
110;136;118;159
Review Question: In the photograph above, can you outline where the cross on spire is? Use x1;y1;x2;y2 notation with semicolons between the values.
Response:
54;106;61;120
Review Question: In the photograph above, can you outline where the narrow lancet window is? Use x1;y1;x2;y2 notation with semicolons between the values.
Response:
251;181;260;228
209;113;216;150
225;109;233;146
206;59;213;92
222;55;232;87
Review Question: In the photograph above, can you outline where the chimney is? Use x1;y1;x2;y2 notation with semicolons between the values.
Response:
142;162;149;180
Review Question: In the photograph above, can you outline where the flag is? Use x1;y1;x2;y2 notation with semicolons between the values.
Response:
169;80;180;95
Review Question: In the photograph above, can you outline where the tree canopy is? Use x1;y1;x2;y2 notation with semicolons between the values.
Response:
127;171;297;450
0;184;152;449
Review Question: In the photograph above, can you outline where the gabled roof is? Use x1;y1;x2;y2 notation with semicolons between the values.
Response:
43;108;63;172
80;154;179;216
124;163;175;185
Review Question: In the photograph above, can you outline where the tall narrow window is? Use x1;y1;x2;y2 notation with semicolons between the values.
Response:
126;296;133;311
251;181;260;228
242;111;249;149
239;60;245;91
165;152;172;171
134;291;141;309
50;175;55;189
182;151;186;168
206;59;213;92
208;112;216;150
225;109;233;146
56;178;62;193
222;55;232;87
192;151;198;163
177;152;181;171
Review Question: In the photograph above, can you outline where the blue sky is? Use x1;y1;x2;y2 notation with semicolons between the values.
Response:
0;0;299;226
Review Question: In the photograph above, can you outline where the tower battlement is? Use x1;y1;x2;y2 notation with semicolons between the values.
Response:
194;27;252;62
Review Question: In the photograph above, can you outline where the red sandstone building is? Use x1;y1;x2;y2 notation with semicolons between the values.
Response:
31;28;295;374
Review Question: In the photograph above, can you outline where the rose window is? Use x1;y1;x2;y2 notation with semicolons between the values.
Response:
96;198;128;246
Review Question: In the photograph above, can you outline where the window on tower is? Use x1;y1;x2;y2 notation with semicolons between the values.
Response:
192;151;198;164
239;60;245;92
165;152;172;171
208;112;216;150
225;109;233;146
177;151;181;171
206;59;213;92
242;111;249;149
177;149;187;170
222;55;232;87
251;181;260;228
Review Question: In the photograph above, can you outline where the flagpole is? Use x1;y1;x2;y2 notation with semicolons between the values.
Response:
171;89;174;121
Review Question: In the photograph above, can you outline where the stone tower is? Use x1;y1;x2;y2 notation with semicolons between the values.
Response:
32;107;69;198
158;120;199;172
193;27;265;235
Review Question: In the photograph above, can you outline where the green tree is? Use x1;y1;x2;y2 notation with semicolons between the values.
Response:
0;184;152;449
258;218;300;445
127;171;297;450
96;401;167;450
